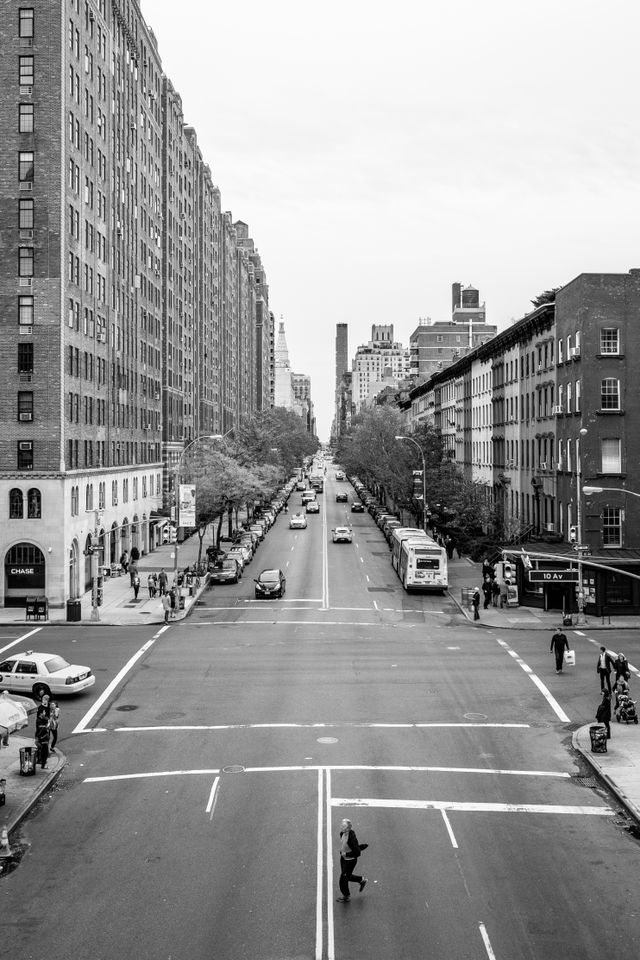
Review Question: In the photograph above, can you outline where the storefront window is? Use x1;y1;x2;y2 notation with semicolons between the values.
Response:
604;572;632;606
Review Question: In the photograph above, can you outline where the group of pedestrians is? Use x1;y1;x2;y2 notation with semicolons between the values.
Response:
595;648;632;739
34;695;60;770
471;556;510;621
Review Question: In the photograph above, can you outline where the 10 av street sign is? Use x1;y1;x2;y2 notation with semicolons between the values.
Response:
529;569;579;582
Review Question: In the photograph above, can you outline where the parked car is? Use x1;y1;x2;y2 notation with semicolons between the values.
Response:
305;500;320;514
209;558;242;584
254;568;286;599
335;492;348;503
351;501;365;513
0;651;95;699
289;513;307;529
332;526;353;544
249;523;266;541
225;548;247;571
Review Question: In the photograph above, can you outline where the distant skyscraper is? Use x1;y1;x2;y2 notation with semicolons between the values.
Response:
351;325;409;413
334;324;348;439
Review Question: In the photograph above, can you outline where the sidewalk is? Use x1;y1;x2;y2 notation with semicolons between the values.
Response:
447;555;640;631
0;734;66;868
0;527;218;628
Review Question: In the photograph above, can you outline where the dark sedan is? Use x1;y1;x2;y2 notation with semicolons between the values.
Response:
350;501;364;512
254;568;286;599
335;492;348;503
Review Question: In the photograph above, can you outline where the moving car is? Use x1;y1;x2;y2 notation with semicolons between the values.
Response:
332;526;353;543
351;501;365;513
289;513;307;529
301;490;316;505
335;492;348;503
209;557;242;584
0;650;95;699
254;568;286;599
335;471;345;481
305;500;320;514
295;481;307;491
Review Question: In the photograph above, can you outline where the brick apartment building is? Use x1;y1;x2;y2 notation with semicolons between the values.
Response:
0;1;274;608
404;270;640;616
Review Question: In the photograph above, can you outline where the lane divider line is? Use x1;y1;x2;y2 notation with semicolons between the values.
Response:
326;767;335;960
73;624;171;734
206;776;220;817
495;637;571;723
479;922;498;960
315;768;323;960
441;809;458;848
0;625;42;656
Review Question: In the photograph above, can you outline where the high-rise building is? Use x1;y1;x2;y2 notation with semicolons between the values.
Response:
351;325;409;412
409;283;496;381
334;323;348;439
274;320;294;409
0;1;272;608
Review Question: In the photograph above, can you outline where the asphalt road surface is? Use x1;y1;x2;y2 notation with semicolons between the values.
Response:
2;474;640;960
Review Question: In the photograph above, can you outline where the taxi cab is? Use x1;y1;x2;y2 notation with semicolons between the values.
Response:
0;650;95;699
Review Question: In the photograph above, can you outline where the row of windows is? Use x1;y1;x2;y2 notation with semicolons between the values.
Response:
69;473;160;516
474;437;623;475
9;487;40;519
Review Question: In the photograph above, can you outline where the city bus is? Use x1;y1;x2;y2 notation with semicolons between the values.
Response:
310;475;324;493
397;535;448;592
390;527;428;573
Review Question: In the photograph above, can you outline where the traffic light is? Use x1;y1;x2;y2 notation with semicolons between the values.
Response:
412;470;424;500
503;561;514;582
569;525;577;543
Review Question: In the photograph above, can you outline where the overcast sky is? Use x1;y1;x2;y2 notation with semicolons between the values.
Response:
146;0;640;440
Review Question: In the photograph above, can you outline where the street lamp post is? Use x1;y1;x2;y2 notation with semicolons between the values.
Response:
173;433;228;579
395;435;427;532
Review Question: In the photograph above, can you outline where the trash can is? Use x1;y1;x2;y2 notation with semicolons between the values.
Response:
66;599;81;622
589;724;608;754
19;746;37;776
178;594;185;611
461;588;474;608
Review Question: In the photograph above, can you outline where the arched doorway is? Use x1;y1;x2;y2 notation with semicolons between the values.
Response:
4;542;46;607
69;540;79;599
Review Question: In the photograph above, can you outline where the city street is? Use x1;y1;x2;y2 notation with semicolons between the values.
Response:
2;475;639;960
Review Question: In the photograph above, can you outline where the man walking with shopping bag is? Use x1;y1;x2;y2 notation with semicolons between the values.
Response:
550;628;570;673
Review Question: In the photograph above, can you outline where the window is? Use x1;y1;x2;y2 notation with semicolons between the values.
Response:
19;198;34;229
18;342;33;373
602;507;622;547
9;489;23;519
18;295;34;324
600;328;619;354
17;440;33;471
19;56;34;87
17;391;33;422
27;487;41;519
19;103;34;133
575;379;581;413
18;249;34;278
19;8;34;38
566;382;572;414
71;485;79;516
19;151;34;181
601;439;622;474
601;378;620;410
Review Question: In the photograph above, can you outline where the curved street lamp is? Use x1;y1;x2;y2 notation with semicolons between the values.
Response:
583;485;640;499
395;435;427;532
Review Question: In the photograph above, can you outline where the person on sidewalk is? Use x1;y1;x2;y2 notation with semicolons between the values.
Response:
147;573;157;599
48;700;60;753
596;646;615;693
120;550;129;574
161;593;171;624
491;579;500;607
499;579;509;609
596;690;612;739
158;568;169;596
35;712;50;769
550;628;569;673
132;573;140;600
481;557;494;581
471;586;481;620
613;673;630;710
614;652;630;682
336;818;368;902
482;576;493;610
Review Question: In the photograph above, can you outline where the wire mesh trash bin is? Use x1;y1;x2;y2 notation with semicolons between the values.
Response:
66;599;81;622
461;588;474;608
19;746;37;776
589;724;608;753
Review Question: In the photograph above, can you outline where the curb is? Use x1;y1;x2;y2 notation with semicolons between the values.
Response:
4;752;68;839
572;725;640;825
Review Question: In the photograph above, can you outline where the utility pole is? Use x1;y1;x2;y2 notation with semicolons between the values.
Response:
89;508;103;622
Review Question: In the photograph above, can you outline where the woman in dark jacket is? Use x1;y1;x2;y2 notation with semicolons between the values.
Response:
596;691;612;739
614;653;630;681
337;818;368;902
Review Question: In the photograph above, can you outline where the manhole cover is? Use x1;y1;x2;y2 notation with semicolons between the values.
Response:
115;705;138;712
464;712;487;721
317;737;338;744
222;765;245;773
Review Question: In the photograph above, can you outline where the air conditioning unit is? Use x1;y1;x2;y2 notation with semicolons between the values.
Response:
570;346;581;358
540;462;548;470
19;278;33;287
20;38;33;47
19;326;32;335
19;373;32;384
18;441;32;451
19;413;32;422
545;522;555;532
553;405;563;414
19;85;33;95
19;181;33;191
98;331;106;342
20;229;33;240
537;364;543;372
